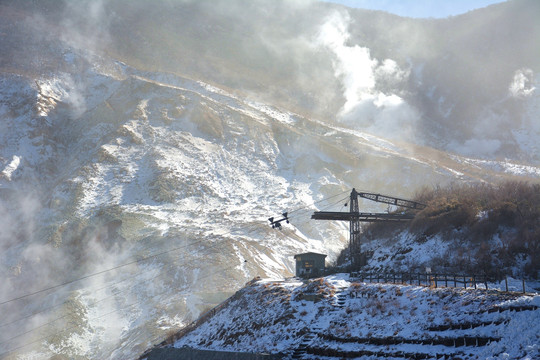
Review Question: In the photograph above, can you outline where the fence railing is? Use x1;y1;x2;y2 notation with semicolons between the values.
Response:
349;272;531;293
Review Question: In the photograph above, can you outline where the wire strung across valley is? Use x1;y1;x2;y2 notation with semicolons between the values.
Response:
0;260;242;357
0;225;263;355
0;221;264;352
0;189;352;356
1;188;349;306
0;238;233;347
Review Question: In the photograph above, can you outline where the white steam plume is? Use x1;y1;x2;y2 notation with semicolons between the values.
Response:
60;0;112;54
316;10;419;141
509;68;535;98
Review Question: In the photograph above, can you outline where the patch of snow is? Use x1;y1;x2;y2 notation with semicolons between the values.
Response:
476;210;489;221
1;155;21;180
172;275;540;359
450;154;540;178
246;101;295;125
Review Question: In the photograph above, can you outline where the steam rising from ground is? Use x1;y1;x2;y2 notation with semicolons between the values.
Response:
0;0;539;358
0;186;136;356
316;10;419;141
60;0;112;53
509;68;536;98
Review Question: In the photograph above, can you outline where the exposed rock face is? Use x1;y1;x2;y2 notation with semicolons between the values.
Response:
0;1;538;358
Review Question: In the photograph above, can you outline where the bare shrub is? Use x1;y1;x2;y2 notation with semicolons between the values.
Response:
348;181;540;278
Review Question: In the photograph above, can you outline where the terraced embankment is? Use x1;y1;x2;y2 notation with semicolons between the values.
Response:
144;274;539;359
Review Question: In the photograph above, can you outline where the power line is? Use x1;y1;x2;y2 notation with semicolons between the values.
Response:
0;199;280;329
1;239;241;351
1;188;348;308
0;223;261;336
317;194;350;212
282;194;350;228
2;181;330;348
286;189;349;218
0;302;138;357
0;188;352;351
0;260;243;357
0;258;177;346
0;235;236;306
265;189;350;229
0;258;157;329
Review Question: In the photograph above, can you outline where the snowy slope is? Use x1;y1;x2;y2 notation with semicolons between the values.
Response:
0;1;539;358
171;274;540;359
1;46;539;359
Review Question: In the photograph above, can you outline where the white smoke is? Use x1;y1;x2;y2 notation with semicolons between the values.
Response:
37;74;87;118
316;10;376;114
509;68;535;98
460;138;502;156
60;0;112;53
316;10;419;141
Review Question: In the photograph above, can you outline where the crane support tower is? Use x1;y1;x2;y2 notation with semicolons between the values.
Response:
311;188;426;267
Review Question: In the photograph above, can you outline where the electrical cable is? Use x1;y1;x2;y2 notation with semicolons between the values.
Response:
2;188;322;346
264;189;350;229
0;232;247;307
0;220;264;337
285;189;349;218
4;89;407;349
0;189;352;345
0;257;160;329
317;195;350;212
0;261;168;343
0;254;194;346
283;194;350;228
0;248;164;306
0;260;243;357
0;208;273;328
3;188;348;308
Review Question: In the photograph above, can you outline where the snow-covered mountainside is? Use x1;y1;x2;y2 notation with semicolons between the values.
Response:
165;275;540;359
0;0;539;359
361;229;537;279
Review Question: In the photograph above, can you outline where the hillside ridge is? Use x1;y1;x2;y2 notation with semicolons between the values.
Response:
145;274;540;359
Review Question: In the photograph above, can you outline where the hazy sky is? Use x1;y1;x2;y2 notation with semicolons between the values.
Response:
323;0;507;18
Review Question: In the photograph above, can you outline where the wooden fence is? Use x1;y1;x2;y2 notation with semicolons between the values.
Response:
349;272;530;293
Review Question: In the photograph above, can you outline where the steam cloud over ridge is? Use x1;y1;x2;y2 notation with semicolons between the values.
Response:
0;0;538;358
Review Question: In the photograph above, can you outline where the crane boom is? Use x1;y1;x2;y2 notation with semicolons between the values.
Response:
357;192;426;210
311;211;415;222
311;188;425;267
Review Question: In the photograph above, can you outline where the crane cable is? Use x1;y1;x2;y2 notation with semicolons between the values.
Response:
0;188;339;341
0;189;351;334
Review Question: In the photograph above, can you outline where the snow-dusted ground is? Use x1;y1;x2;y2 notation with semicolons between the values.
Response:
357;225;538;286
1;38;539;360
173;274;540;360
